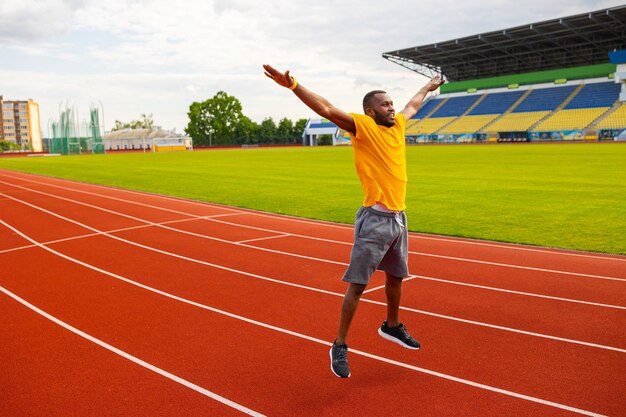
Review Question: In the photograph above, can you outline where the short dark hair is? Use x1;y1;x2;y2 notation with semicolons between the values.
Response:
362;90;387;112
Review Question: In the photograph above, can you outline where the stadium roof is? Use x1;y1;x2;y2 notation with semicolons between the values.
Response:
383;5;626;82
103;127;187;140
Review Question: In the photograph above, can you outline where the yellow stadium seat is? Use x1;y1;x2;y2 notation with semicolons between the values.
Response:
482;111;549;132
439;115;498;134
535;108;609;131
406;117;456;135
596;105;626;129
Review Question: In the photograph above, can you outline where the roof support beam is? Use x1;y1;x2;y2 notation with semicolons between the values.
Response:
382;6;626;81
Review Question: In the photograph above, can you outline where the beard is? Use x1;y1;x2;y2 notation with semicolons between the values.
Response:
374;110;395;127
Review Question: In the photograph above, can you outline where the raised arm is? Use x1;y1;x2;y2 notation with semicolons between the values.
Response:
263;64;356;135
399;75;445;120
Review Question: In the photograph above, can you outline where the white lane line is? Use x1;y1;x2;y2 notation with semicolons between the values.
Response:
0;174;246;218
5;172;624;263
364;274;626;310
205;217;626;283
2;215;624;354
363;275;420;294
10;224;621;313
406;233;626;262
0;244;34;254
0;248;609;417
0;286;266;417
1;179;624;287
0;183;352;268
231;212;626;262
236;234;293;244
172;211;626;282
2;186;624;310
0;214;232;255
409;250;626;282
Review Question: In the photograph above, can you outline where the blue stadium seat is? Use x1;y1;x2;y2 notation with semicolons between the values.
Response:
469;90;525;115
513;85;577;112
413;98;442;119
564;82;620;109
431;95;481;117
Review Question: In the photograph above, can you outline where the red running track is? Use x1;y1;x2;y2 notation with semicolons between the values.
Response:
1;169;625;417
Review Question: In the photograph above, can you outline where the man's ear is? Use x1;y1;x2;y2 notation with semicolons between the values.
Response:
365;107;374;117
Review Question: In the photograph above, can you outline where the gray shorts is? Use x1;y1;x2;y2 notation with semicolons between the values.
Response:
342;206;409;285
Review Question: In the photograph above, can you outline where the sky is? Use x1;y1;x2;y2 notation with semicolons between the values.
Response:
1;0;623;135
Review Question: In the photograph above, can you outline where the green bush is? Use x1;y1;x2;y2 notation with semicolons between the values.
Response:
317;134;333;146
0;141;21;152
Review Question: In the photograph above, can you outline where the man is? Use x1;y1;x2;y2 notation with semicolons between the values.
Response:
263;64;444;378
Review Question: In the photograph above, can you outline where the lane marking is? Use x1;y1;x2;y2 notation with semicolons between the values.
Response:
364;275;420;294
235;234;293;244
0;184;354;270
2;216;625;354
0;214;231;255
209;216;626;281
0;265;609;417
1;182;625;308
208;216;625;281
364;274;626;310
4;171;624;263
3;192;625;310
0;286;266;417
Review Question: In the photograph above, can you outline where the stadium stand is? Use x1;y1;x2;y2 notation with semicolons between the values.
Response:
402;77;624;142
407;117;456;135
429;95;482;118
439;115;498;135
380;5;626;143
485;111;548;132
414;98;444;118
302;7;626;146
402;77;624;140
533;82;621;132
596;104;626;129
566;82;621;109
470;91;526;115
512;85;578;113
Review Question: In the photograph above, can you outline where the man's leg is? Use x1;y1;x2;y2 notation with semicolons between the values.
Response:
378;273;420;349
384;273;402;328
330;283;366;378
336;283;366;345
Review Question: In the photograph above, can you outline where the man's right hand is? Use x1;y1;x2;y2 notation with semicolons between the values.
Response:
262;64;356;134
425;75;445;92
263;64;295;89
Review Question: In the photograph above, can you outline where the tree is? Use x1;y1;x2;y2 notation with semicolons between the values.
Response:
0;140;21;152
317;134;333;146
257;117;277;144
276;117;293;144
185;91;244;146
233;115;259;145
292;118;308;143
111;113;154;131
184;92;311;146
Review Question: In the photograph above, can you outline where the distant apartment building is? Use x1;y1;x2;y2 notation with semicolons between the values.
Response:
0;96;42;152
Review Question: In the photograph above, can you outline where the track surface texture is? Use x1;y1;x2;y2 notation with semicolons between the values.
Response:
1;169;624;417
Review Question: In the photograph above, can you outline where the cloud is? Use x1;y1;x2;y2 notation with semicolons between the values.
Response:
0;0;91;42
2;0;624;132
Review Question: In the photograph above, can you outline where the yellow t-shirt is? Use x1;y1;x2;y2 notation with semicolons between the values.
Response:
348;113;407;211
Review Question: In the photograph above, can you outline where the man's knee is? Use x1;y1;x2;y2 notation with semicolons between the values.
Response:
347;283;367;298
386;273;404;286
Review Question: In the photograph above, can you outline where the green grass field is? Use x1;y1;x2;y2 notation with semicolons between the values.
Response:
1;143;625;254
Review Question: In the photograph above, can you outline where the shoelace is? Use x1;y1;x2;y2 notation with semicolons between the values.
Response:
396;324;413;340
334;345;348;362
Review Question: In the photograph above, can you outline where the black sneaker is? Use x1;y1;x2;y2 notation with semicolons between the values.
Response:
378;321;421;350
329;341;351;378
